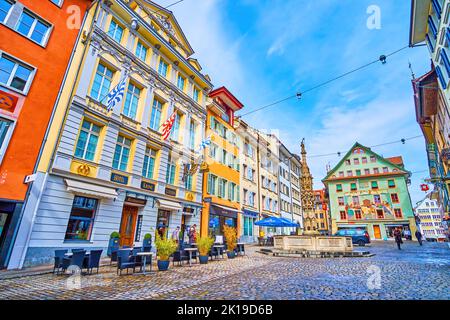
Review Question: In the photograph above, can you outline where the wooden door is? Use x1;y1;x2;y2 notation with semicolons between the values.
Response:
119;206;138;247
373;225;381;239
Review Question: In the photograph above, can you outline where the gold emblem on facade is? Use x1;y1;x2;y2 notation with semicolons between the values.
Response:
186;192;194;201
77;164;91;176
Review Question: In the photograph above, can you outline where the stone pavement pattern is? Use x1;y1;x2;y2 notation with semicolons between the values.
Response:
0;242;448;300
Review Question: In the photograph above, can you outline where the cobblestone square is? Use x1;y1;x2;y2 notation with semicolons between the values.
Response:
0;242;448;300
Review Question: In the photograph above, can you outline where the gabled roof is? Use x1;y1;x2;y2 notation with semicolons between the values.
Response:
139;0;194;56
386;156;404;167
322;142;409;183
209;86;244;111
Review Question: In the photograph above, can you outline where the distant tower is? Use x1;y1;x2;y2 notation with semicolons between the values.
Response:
300;139;319;234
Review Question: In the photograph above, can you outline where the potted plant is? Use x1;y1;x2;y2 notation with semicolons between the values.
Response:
223;225;237;259
155;233;178;271
107;231;120;257
197;234;214;264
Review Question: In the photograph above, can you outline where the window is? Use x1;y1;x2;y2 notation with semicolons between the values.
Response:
170;112;180;141
382;167;389;173
149;99;163;131
339;171;344;177
193;87;200;102
376;209;384;219
354;158;360;165
394;208;403;218
90;64;113;102
340;211;347;220
142;147;156;179
362;157;367;164
228;182;236;201
50;0;64;7
107;20;123;43
218;178;226;198
373;168;379;174
165;153;176;185
388;179;396;188
370;156;376;163
65;196;98;241
391;193;399;203
177;74;185;91
123;83;140;119
185;174;193;191
189;120;196;150
374;195;381;204
112;135;131;171
74;120;101;161
0;117;13;161
0;0;13;23
352;196;359;205
16;10;51;45
371;181;378;189
350;183;357;191
338;197;345;206
347;170;353;177
345;159;351;165
336;184;343;192
135;41;147;61
158;59;168;77
0;54;34;93
364;168;370;175
207;174;217;195
355;210;362;220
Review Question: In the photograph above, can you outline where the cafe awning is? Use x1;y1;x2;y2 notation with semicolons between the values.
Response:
210;204;240;219
255;216;299;227
65;179;118;200
156;199;182;211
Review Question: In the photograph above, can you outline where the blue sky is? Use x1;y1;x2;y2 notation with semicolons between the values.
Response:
163;0;432;204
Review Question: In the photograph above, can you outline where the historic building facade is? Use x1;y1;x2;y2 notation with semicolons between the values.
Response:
8;0;213;268
235;119;259;243
313;189;330;235
410;0;450;237
0;0;92;269
323;143;417;241
415;195;447;241
201;87;243;238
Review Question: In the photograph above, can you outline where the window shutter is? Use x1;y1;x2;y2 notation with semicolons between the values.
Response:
428;16;438;39
431;0;442;19
436;66;447;89
440;50;450;77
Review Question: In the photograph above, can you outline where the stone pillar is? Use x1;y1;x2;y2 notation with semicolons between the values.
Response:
75;43;99;98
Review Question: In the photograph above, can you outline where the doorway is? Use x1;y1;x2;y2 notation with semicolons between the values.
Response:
119;205;138;247
373;225;381;239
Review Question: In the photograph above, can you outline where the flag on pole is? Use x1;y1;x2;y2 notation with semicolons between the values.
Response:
161;111;177;140
106;77;127;111
196;136;212;154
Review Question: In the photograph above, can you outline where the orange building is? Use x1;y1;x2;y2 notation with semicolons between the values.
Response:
0;0;91;268
201;87;243;238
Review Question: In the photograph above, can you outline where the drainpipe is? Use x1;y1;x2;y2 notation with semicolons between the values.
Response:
256;132;262;239
13;0;101;270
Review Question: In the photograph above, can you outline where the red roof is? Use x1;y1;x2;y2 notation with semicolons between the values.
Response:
386;156;404;166
209;86;244;111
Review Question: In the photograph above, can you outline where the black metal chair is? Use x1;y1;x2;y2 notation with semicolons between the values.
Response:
117;249;136;275
62;250;86;273
110;248;119;265
236;243;245;256
53;249;68;274
172;244;189;266
83;249;103;274
143;244;152;252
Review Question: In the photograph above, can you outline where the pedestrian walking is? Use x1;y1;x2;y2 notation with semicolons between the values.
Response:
171;226;180;243
415;230;423;246
394;227;403;250
188;224;197;244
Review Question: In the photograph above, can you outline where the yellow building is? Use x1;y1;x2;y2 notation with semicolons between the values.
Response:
9;0;213;268
201;87;243;238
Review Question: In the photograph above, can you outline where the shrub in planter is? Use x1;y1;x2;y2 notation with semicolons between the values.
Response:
197;235;214;264
155;233;177;271
223;225;237;259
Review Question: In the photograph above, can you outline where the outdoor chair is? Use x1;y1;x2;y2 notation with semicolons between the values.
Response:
53;249;68;274
62;250;86;274
110;248;119;265
143;245;152;252
117;249;136;275
172;244;189;266
236;243;245;256
83;249;103;274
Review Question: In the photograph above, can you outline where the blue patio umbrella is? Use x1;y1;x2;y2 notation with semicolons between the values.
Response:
255;216;299;228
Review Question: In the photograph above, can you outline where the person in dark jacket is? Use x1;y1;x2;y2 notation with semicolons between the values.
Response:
394;228;403;250
415;230;423;246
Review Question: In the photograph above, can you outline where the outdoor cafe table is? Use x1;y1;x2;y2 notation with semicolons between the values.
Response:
212;245;225;259
134;252;153;275
183;248;198;266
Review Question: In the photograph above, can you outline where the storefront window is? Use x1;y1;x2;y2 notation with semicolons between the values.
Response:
243;217;253;236
157;210;170;239
209;214;237;237
65;196;98;241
